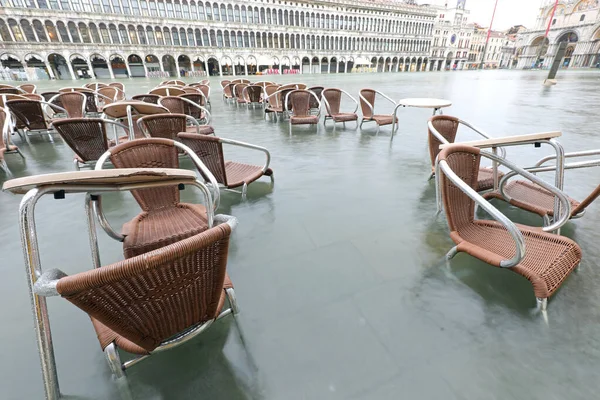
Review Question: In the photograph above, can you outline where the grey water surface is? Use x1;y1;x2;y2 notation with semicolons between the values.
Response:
1;70;599;399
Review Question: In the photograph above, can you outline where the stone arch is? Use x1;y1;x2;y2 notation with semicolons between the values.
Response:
246;55;257;75
556;30;579;44
145;54;160;74
281;55;291;73
193;55;206;74
221;55;233;76
162;54;177;77
128;54;146;77
47;53;70;80
24;53;50;79
207;56;219;76
70;53;91;79
178;55;192;76
91;53;110;79
329;56;338;73
233;54;245;75
111;53;128;77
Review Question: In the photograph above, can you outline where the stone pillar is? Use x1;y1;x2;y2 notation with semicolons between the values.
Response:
125;61;132;78
218;62;222;77
175;58;181;78
142;60;149;77
107;60;116;79
44;61;56;79
66;58;77;80
244;63;248;76
86;59;95;78
232;61;237;76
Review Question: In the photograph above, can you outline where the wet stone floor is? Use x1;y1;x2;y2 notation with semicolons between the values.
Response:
1;70;599;399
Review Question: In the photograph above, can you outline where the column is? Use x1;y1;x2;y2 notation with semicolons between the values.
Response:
218;62;222;77
44;60;56;79
142;60;148;77
66;58;77;80
107;59;116;79
244;63;248;76
175;58;181;78
395;61;399;72
86;58;95;78
125;61;132;78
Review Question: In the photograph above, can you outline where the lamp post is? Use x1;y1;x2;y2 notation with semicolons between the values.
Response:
479;0;500;70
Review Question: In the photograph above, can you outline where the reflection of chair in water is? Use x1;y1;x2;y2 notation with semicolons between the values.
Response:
33;215;239;381
484;149;600;226
0;106;25;174
428;115;502;191
359;89;397;131
52;117;129;170
438;144;581;311
178;132;274;197
322;88;359;128
285;89;321;133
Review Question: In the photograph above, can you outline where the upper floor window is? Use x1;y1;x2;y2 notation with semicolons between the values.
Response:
580;14;585;22
552;19;556;25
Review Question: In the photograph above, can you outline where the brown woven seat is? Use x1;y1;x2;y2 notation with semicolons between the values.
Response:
178;132;274;195
50;223;234;357
359;89;396;129
322;88;359;126
234;83;249;104
223;83;235;100
104;138;211;258
439;145;582;302
287;89;321;129
428;115;503;191
484;179;597;219
52;118;127;169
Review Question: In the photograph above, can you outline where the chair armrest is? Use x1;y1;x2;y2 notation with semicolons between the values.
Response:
220;138;271;173
438;159;526;268
214;214;238;230
102;119;130;144
179;97;212;125
40;100;68;118
341;89;359;114
358;92;375;118
33;268;68;297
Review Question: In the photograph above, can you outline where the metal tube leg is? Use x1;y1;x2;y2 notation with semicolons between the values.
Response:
104;343;126;380
226;288;240;315
241;182;248;200
536;297;548;312
86;194;102;270
19;189;61;400
1;159;11;176
446;246;458;260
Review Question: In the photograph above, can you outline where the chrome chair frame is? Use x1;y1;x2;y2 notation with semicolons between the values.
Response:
8;100;68;142
0;107;26;175
358;90;397;132
48;92;87;118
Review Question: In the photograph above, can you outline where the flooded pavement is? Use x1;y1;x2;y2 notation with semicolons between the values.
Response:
1;70;599;400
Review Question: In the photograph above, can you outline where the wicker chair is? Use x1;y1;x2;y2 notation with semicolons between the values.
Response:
159;96;213;134
49;92;86;118
428;115;503;191
98;87;121;104
178;132;273;197
180;92;208;109
222;83;235;102
41;91;60;103
220;79;231;89
94;138;219;259
32;214;238;380
0;87;23;95
196;84;211;108
483;150;600;226
308;86;324;113
5;99;65;140
231;78;250;84
162;79;186;86
359;89;397;131
108;82;125;94
18;84;36;94
322;88;359;128
234;83;249;106
243;85;264;107
131;94;160;104
52;118;129;170
0;93;28;108
150;86;186;96
84;83;108;90
137;113;205;139
0;106;25;174
438;144;581;311
285;89;321;133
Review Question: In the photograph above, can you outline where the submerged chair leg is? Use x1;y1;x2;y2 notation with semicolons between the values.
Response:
241;182;248;200
104;343;125;379
0;159;11;176
226;288;240;315
446;246;458;260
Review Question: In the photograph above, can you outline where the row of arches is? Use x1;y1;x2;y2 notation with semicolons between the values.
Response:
0;18;431;54
0;52;432;80
17;1;434;36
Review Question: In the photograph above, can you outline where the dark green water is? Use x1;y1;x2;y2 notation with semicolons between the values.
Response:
1;70;599;399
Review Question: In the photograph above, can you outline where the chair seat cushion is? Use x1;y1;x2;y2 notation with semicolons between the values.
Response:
372;114;394;126
225;161;271;188
484;180;580;217
290;115;319;125
451;220;581;298
331;113;358;122
90;272;233;355
121;203;208;259
185;125;215;135
266;106;283;113
476;167;505;192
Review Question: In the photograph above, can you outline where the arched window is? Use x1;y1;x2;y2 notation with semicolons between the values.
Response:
580;14;585;22
247;6;254;23
163;27;172;45
158;1;167;17
172;27;180;45
155;27;164;45
99;23;110;43
187;28;194;45
216;30;223;47
241;6;247;23
250;31;256;47
166;1;175;18
205;2;212;20
224;30;230;47
8;19;25;42
260;8;266;24
78;22;91;43
55;21;70;42
0;19;12;42
234;5;240;22
195;28;202;46
243;31;249;47
138;25;147;44
198;2;205;19
107;24;119;43
254;8;259;24
213;3;219;21
174;0;182;18
33;20;48;42
203;28;209;46
183;1;191;19
20;19;37;42
147;26;156;45
220;4;226;21
227;5;234;21
237;31;242;47
179;28;187;45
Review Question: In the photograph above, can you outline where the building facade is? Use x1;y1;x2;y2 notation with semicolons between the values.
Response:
429;0;473;71
515;0;600;69
0;0;436;80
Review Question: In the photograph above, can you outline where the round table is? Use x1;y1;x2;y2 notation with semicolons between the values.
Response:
397;98;452;115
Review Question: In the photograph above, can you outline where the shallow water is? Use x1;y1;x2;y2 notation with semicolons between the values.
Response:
1;70;599;400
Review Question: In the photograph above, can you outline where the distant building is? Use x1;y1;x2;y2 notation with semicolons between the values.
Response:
515;0;600;69
429;0;473;70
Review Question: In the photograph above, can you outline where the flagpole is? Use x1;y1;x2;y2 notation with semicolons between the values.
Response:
536;0;560;67
479;0;500;70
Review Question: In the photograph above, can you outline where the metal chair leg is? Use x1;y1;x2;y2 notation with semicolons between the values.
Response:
0;159;11;176
446;246;458;260
104;343;125;380
226;288;240;315
241;182;248;200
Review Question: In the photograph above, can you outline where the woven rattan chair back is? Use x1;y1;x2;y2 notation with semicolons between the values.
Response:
41;92;60;103
18;84;36;94
0;107;7;150
58;92;86;118
245;85;263;103
132;94;160;104
6;100;48;130
109;139;181;211
428;115;460;168
56;224;232;352
323;89;342;115
159;96;186;114
138;113;187;140
223;83;235;99
179;94;206;119
234;84;249;102
288;90;311;118
220;80;231;89
52;118;110;162
0;88;21;95
308;86;324;109
108;82;125;91
98;87;119;104
197;84;210;100
178;133;228;185
264;84;280;99
82;91;98;113
359;89;376;119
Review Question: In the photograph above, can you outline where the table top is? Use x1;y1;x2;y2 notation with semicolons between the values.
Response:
149;87;186;96
439;131;562;149
398;98;452;109
102;101;168;118
59;87;94;93
3;168;197;194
